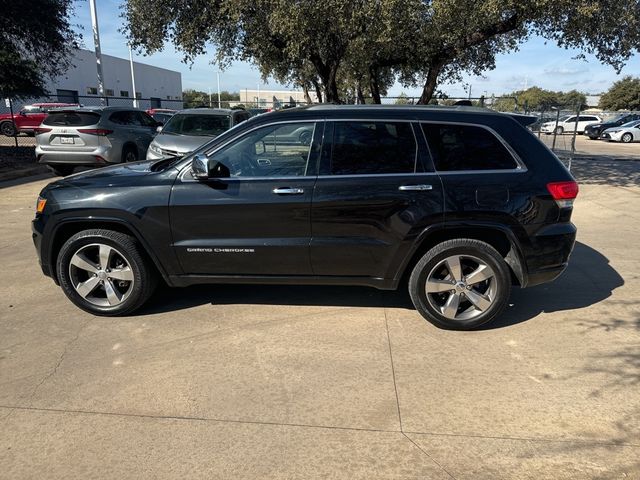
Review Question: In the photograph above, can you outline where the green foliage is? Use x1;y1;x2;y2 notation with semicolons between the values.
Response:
495;87;587;111
599;76;640;111
394;92;410;104
0;0;79;98
122;0;640;105
182;89;240;108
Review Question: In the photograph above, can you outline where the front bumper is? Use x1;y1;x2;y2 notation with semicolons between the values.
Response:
32;216;54;280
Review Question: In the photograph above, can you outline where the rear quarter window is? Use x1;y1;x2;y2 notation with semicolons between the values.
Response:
421;123;519;171
43;112;101;126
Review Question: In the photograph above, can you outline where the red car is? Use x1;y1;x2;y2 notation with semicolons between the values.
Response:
0;103;78;136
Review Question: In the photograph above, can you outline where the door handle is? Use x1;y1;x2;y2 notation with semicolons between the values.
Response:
273;187;304;195
398;184;433;191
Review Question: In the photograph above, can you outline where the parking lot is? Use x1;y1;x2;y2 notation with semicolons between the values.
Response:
0;157;639;478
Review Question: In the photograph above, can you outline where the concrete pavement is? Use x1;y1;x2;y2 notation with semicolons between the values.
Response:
1;158;639;479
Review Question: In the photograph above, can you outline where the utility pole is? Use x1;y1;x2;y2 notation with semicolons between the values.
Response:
89;0;105;105
128;45;138;108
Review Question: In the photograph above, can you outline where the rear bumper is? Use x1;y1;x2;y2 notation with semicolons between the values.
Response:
35;146;117;165
521;222;577;287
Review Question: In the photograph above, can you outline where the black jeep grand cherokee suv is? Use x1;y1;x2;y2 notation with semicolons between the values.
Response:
33;105;578;330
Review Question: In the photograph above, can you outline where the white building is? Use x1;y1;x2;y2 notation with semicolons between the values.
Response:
44;49;183;109
239;89;318;108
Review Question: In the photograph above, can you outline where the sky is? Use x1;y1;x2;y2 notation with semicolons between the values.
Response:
73;0;639;98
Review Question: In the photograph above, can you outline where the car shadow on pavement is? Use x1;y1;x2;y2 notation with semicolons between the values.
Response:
570;158;640;187
139;242;624;330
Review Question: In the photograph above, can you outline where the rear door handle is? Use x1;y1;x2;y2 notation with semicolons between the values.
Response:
398;184;433;191
273;187;304;195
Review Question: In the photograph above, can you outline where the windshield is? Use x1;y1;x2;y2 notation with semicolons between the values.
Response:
620;120;640;128
161;113;231;137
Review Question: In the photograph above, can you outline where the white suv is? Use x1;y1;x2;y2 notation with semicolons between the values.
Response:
540;114;602;135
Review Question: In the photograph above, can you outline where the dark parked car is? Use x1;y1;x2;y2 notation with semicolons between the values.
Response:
32;105;578;330
584;113;640;139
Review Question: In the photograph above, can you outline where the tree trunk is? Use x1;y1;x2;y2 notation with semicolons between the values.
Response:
324;64;341;104
356;82;365;104
311;79;322;103
368;67;382;104
302;84;312;104
417;63;443;105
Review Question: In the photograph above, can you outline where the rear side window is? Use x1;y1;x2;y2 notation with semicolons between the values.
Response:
43;112;101;126
329;121;416;175
421;123;518;171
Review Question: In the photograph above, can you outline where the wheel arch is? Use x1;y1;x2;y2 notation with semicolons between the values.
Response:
121;141;139;161
48;218;171;286
396;224;526;288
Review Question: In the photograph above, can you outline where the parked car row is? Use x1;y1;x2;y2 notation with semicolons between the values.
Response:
584;113;640;143
539;115;602;135
29;105;256;176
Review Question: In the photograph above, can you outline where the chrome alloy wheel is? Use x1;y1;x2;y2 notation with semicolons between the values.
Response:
68;243;135;307
425;254;497;321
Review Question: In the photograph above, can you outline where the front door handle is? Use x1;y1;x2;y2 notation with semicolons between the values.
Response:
398;184;433;191
273;187;304;195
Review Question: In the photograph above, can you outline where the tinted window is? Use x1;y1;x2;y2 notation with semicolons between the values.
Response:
565;117;576;123
110;111;140;125
579;116;598;122
421;123;518;171
212;122;315;177
43;111;101;126
22;106;42;114
329;121;416;175
163;113;231;136
137;111;157;127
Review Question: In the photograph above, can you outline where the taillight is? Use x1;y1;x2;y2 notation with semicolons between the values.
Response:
77;128;113;136
547;181;579;208
34;127;52;134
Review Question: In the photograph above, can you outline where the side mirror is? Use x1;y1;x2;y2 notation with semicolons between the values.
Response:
191;154;210;180
19;111;26;116
192;154;231;181
255;141;266;155
156;125;163;133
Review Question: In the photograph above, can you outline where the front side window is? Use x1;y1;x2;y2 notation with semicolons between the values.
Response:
328;121;416;175
22;106;42;114
421;123;518;171
210;122;316;178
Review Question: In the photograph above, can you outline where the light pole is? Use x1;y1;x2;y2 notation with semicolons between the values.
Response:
128;45;138;108
217;72;221;108
89;0;105;105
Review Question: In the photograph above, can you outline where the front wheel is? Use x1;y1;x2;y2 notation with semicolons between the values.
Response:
56;229;157;316
122;145;138;163
408;239;511;330
554;126;564;135
621;133;633;143
0;121;16;136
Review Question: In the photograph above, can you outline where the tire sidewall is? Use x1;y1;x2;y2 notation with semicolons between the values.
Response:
1;122;16;136
57;233;146;315
410;243;510;330
621;133;633;143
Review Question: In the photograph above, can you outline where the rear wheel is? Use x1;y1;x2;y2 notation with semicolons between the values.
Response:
49;165;75;176
56;229;157;316
0;121;16;136
621;133;633;143
408;239;511;330
122;145;138;163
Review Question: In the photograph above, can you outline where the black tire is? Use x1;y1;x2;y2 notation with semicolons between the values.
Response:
621;133;633;143
48;165;75;176
554;126;564;135
56;229;158;316
299;129;312;146
122;145;138;163
408;239;511;330
0;121;16;136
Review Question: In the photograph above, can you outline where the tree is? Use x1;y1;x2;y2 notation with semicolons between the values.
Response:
0;0;79;98
182;89;240;108
557;90;587;110
395;92;410;104
122;0;640;105
599;76;640;111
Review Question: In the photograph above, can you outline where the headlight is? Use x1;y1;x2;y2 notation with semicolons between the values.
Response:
149;143;162;155
36;196;47;214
